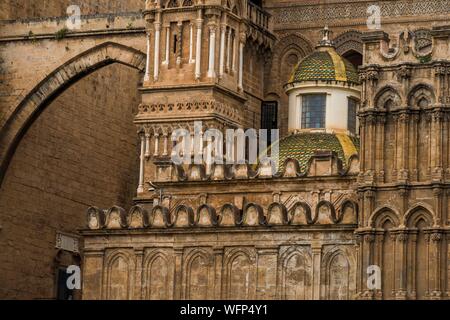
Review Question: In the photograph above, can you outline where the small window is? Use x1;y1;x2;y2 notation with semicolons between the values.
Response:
301;94;326;129
173;34;177;54
348;98;358;134
261;101;278;145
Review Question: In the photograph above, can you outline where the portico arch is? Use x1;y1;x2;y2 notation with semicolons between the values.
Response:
0;42;146;185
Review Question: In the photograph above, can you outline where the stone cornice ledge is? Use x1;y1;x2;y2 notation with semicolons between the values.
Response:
0;27;145;42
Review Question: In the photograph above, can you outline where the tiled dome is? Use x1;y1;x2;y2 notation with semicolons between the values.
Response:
271;132;360;172
287;46;359;85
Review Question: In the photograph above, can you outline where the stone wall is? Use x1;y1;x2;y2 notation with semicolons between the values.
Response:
82;229;357;300
0;0;143;20
0;63;141;299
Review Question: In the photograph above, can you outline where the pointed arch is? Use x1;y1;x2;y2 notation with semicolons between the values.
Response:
103;250;134;300
278;246;312;300
143;251;171;300
404;203;435;228
224;248;256;300
407;83;435;108
183;248;212;300
374;86;403;110
368;206;400;228
321;246;355;300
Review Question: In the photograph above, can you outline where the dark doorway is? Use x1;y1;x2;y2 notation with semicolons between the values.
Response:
343;50;363;69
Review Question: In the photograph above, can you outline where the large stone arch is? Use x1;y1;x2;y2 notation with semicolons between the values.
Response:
271;33;313;87
0;41;146;185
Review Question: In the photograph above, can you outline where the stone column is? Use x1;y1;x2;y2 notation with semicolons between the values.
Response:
195;11;203;80
374;231;384;300
213;247;223;300
354;234;363;298
163;25;170;65
429;232;443;299
433;188;443;226
361;233;375;299
409;231;418;299
226;28;231;72
238;32;245;91
398;112;409;183
366;115;376;182
144;128;151;159
163;133;169;157
189;23;195;63
207;23;217;78
205;135;213;175
392;114;399;180
176;21;183;66
434;65;446;103
232;30;237;73
134;249;144;300
410;113;420;181
359;117;366;178
173;247;184;300
144;28;152;82
219;23;226;78
394;231;408;300
153;133;160;157
431;110;444;182
137;130;146;194
311;243;322;300
153;21;161;81
375;115;386;183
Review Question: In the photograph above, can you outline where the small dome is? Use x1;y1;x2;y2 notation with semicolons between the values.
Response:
272;132;359;172
287;46;359;86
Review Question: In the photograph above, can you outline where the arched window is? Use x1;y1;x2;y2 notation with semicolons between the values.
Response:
301;94;326;129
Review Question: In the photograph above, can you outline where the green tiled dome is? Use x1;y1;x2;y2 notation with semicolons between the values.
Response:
288;47;359;85
271;132;359;172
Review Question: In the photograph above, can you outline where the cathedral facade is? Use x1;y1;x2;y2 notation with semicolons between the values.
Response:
1;0;450;300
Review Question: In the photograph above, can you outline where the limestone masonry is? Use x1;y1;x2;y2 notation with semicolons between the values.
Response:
1;0;450;300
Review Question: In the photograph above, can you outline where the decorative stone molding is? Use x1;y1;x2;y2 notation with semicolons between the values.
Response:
86;199;360;230
271;0;450;26
154;153;360;183
137;99;242;124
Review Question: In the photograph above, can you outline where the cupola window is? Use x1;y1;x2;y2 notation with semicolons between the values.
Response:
347;98;358;134
301;94;326;129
